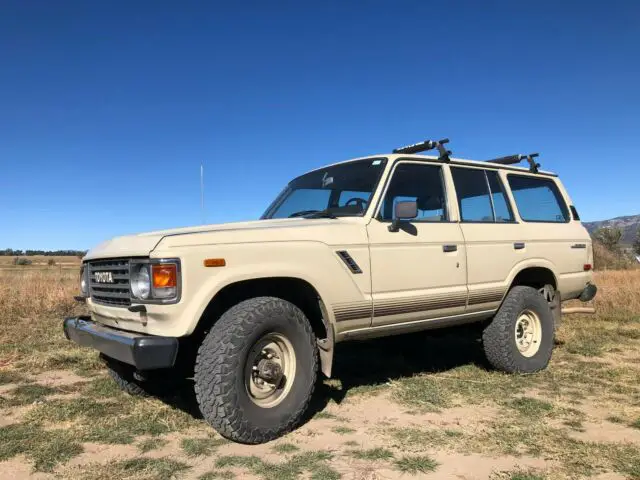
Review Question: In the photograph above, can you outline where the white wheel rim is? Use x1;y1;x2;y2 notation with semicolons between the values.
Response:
245;333;296;408
514;309;542;357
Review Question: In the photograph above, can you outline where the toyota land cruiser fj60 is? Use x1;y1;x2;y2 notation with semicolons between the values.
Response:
64;139;597;444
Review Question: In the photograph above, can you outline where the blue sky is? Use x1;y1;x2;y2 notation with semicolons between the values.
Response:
1;1;638;250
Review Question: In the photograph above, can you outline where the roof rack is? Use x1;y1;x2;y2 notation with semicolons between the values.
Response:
393;138;451;162
485;153;540;173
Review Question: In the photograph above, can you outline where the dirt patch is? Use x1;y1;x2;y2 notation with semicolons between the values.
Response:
64;443;139;467
30;370;88;388
427;452;548;479
568;420;640;443
0;405;33;427
0;383;20;395
0;457;53;480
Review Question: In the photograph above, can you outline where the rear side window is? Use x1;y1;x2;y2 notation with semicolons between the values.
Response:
507;175;569;223
451;168;514;222
486;171;514;222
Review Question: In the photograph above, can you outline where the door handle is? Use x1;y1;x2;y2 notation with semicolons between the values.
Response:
571;243;587;249
442;244;457;252
514;242;525;250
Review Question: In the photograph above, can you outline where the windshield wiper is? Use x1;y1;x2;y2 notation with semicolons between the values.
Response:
288;209;337;219
304;210;337;219
289;210;320;218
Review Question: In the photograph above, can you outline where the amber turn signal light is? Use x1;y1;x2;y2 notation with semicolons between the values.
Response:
152;264;177;288
204;258;226;267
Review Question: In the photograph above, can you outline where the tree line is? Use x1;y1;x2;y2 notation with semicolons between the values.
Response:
593;227;640;256
0;249;87;257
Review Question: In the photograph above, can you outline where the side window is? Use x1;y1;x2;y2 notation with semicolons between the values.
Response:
379;163;447;221
486;171;514;222
507;175;569;222
451;168;494;222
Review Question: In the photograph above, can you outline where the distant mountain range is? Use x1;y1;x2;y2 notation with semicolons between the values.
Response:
583;215;640;246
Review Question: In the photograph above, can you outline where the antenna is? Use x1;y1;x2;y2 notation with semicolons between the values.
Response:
200;163;205;224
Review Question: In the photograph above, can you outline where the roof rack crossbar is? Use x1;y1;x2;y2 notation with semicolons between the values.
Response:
393;138;451;162
485;152;540;173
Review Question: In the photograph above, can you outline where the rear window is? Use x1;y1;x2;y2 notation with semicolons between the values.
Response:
507;175;569;223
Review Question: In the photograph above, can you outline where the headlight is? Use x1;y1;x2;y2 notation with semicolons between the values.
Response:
131;264;151;299
80;266;88;296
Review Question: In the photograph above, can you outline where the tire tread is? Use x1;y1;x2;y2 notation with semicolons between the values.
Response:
194;296;317;444
482;286;554;373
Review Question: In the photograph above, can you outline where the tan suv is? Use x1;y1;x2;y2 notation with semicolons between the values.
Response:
64;139;597;444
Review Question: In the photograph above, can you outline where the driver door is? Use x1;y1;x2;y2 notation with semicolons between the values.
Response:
367;161;468;327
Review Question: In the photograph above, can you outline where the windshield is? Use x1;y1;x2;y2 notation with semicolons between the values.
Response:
262;158;388;219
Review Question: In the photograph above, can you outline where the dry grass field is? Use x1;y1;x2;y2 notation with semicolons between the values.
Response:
0;256;81;271
0;268;638;479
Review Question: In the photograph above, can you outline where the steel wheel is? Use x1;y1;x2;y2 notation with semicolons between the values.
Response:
244;332;296;408
514;309;542;357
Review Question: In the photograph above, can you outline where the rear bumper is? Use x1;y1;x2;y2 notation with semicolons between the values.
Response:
578;283;598;302
63;316;178;370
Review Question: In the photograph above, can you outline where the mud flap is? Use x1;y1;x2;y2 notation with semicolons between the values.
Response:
318;299;335;378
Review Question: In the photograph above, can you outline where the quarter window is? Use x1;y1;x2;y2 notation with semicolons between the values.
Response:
507;175;569;222
451;168;514;222
486;171;514;222
379;163;447;221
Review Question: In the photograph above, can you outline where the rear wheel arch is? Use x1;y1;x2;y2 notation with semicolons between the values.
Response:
507;265;561;328
510;266;558;291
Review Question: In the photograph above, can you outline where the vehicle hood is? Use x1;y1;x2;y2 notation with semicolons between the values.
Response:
84;218;362;260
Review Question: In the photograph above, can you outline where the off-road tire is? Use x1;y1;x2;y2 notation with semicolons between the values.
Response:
194;297;318;444
482;286;554;373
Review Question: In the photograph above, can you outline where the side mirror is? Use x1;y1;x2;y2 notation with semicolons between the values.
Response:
388;201;418;232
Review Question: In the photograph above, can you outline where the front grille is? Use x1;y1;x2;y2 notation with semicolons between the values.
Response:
88;259;131;307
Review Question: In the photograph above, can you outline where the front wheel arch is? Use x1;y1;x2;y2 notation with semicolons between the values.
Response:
193;277;334;377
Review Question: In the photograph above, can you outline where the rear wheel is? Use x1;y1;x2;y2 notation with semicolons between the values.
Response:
482;286;554;373
194;297;318;444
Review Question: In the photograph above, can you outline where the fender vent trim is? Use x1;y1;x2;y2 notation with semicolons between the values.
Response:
336;251;363;274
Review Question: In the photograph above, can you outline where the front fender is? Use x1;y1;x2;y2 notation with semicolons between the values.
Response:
176;241;372;337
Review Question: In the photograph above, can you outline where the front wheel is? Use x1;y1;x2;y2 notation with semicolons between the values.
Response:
482;286;555;373
194;297;318;444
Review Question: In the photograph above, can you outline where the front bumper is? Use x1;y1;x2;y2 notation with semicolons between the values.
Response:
63;316;179;370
